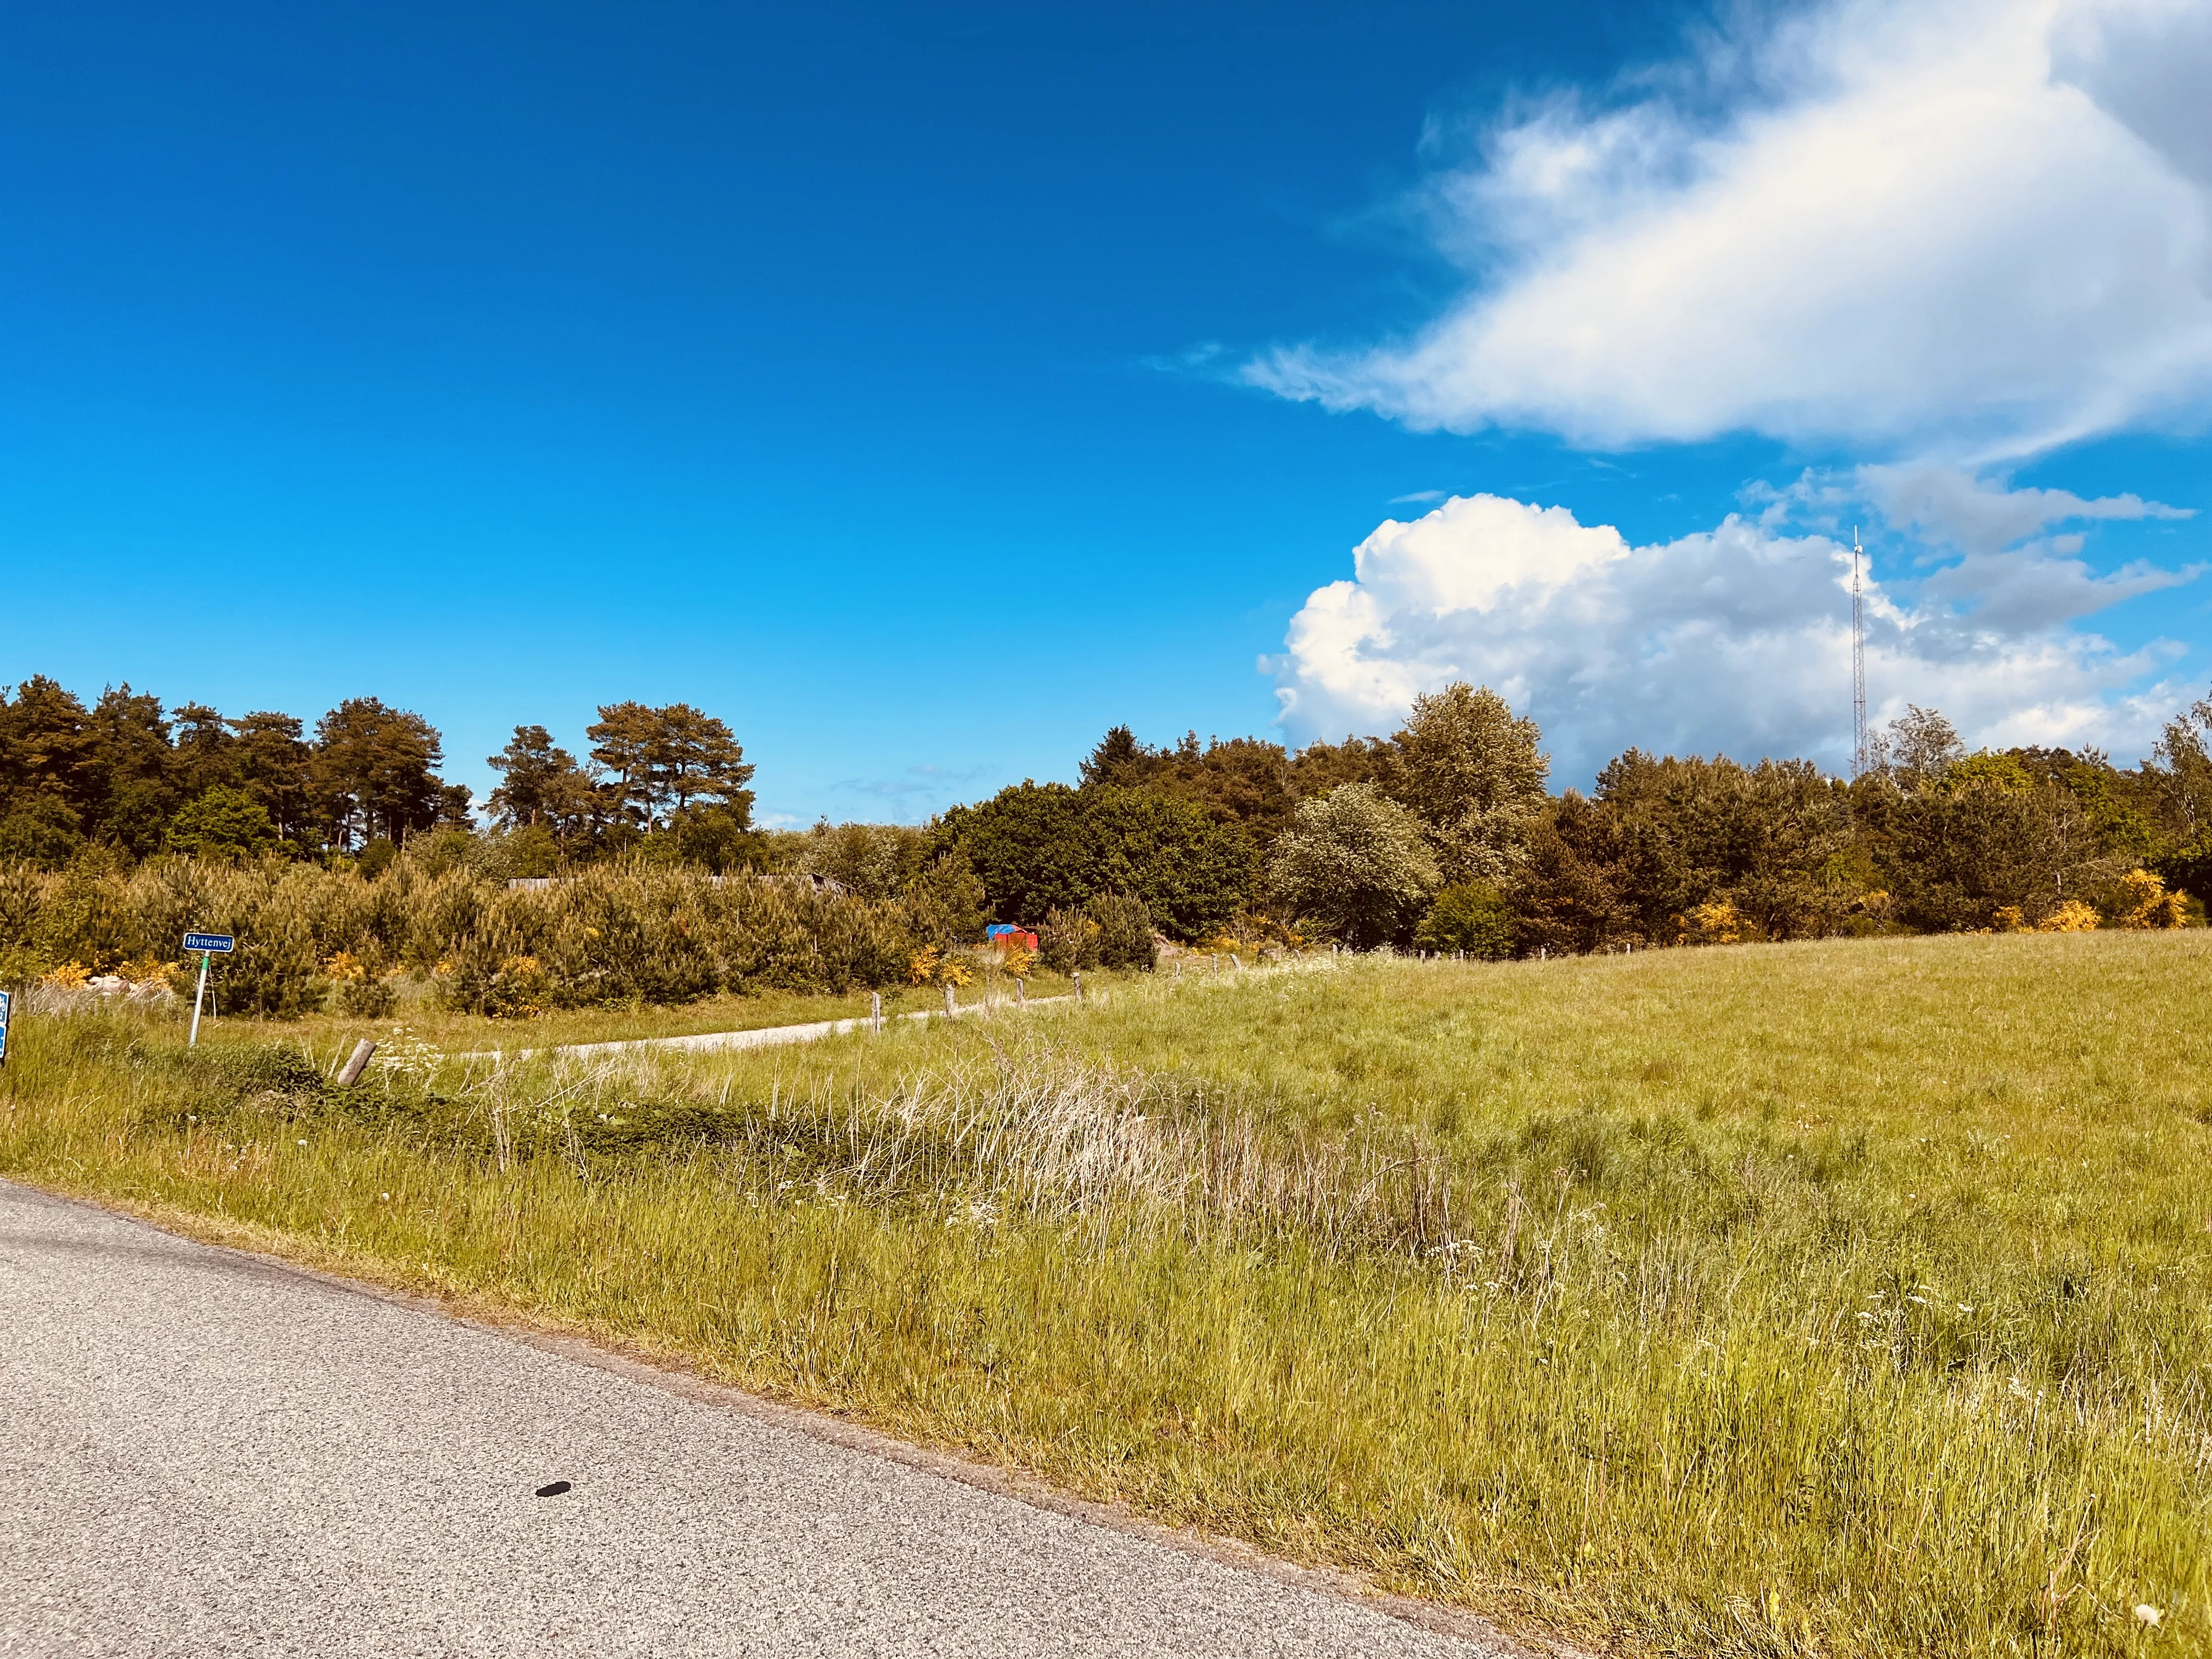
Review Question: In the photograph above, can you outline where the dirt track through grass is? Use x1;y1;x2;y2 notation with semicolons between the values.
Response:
4;932;2207;1656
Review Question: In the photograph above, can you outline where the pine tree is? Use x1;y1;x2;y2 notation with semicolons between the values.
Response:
313;698;447;848
230;712;314;845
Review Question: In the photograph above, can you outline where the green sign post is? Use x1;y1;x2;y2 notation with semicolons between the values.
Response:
183;933;236;1047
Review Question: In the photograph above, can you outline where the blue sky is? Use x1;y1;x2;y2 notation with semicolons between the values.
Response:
4;0;2209;822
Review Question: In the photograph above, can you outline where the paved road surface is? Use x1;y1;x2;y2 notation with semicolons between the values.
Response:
1;1180;1514;1658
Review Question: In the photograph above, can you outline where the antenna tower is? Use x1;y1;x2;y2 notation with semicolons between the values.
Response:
1850;525;1868;779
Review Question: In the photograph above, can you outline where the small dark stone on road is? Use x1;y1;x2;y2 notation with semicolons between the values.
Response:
535;1481;572;1497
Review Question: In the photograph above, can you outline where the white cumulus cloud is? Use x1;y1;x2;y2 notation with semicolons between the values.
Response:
1272;482;2199;781
1248;0;2212;456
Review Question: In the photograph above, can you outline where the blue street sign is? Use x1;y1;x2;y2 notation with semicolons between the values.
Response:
0;988;10;1063
183;933;236;954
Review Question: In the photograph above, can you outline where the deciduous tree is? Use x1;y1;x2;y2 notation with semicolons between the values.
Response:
802;821;933;901
1390;683;1549;884
1879;705;1967;787
1267;783;1438;949
2152;692;2212;839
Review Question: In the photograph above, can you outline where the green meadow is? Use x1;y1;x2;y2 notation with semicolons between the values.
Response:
5;931;2207;1656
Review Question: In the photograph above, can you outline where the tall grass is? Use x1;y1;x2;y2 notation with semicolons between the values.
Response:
4;933;2207;1655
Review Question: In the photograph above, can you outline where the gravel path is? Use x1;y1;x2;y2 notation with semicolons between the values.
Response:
465;993;1074;1063
0;1180;1519;1658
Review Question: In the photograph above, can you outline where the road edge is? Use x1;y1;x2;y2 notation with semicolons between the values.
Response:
7;1175;1583;1659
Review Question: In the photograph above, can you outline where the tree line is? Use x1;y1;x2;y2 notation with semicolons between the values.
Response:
929;685;2212;952
7;669;2208;966
0;678;756;873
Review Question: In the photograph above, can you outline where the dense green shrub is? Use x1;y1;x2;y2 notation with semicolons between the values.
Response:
799;821;933;900
1085;892;1157;969
430;868;913;1014
1413;882;1515;958
0;850;922;1016
2155;828;2212;909
164;787;278;861
939;782;1256;941
1036;905;1099;973
900;851;989;950
1037;895;1158;973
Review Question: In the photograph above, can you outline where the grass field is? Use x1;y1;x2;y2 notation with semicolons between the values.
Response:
4;933;2208;1655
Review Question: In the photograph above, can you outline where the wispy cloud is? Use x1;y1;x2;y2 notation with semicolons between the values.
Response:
1857;464;2193;556
826;762;996;821
1138;341;1229;375
1246;0;2212;458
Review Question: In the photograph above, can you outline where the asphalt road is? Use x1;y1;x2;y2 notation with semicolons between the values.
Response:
0;1180;1516;1658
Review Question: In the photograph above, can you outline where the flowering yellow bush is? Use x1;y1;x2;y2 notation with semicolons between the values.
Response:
2112;868;2190;930
2039;900;2100;933
1675;900;1744;946
907;946;973;988
39;961;90;989
476;954;550;1018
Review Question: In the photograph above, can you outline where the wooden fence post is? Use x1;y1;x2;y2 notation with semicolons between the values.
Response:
336;1039;377;1088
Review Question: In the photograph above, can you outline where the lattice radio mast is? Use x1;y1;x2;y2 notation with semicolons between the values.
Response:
1850;524;1869;780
